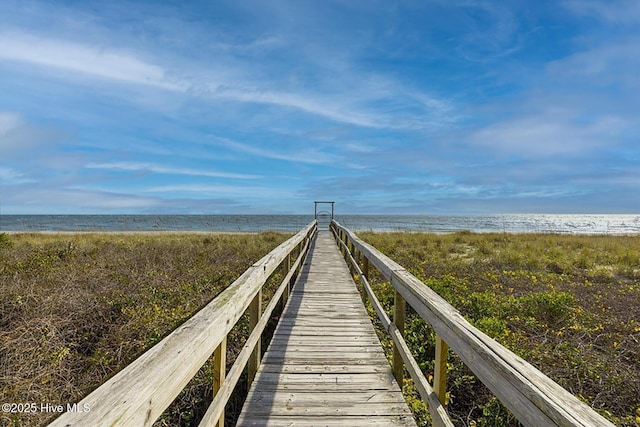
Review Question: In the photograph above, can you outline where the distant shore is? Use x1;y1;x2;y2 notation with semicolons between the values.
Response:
2;213;639;234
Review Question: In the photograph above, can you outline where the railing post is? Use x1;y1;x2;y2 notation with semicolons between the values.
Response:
393;288;406;385
248;289;262;386
282;254;291;310
363;257;369;280
434;334;449;405
294;241;303;277
213;337;226;427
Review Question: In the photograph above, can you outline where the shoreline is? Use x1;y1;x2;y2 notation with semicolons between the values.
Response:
1;230;262;235
3;229;639;236
2;213;639;235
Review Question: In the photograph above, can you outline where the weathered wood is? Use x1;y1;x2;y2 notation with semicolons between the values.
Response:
282;253;291;310
245;390;407;404
248;289;262;386
332;221;616;427
212;337;226;427
434;335;449;405
198;229;314;427
49;221;317;427
237;232;417;426
332;224;454;427
393;289;406;385
247;402;413;416
258;364;391;374
236;415;416;427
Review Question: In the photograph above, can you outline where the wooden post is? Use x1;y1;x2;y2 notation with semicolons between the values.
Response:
363;257;369;280
294;242;303;277
248;290;262;386
282;254;291;310
213;337;226;427
434;334;449;405
393;289;406;385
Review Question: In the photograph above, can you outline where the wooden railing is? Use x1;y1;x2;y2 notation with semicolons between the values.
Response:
331;220;615;427
49;221;317;427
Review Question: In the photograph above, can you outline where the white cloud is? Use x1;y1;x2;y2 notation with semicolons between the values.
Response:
0;112;21;136
85;162;261;179
0;31;184;90
0;112;67;158
0;166;32;184
433;0;522;61
144;184;292;198
546;42;640;88
0;32;446;130
563;0;640;24
214;138;338;165
213;86;384;128
468;113;626;156
4;186;161;213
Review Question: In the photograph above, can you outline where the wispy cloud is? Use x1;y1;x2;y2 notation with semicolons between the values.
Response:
2;182;257;214
144;184;292;199
0;111;67;158
0;112;21;135
215;87;384;128
0;31;185;90
0;19;454;131
448;1;523;61
0;166;32;184
1;1;637;214
85;162;261;179
468;113;626;156
562;0;640;24
4;185;160;213
213;138;338;165
546;42;640;88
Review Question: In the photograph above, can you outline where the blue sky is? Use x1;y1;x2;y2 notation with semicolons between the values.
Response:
0;0;638;214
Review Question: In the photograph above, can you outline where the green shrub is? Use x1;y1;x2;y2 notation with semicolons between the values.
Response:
360;231;640;427
518;291;576;326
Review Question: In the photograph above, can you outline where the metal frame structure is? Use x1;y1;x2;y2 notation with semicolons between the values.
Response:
314;201;335;220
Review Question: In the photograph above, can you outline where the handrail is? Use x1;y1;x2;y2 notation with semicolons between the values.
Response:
331;225;453;427
331;220;614;427
49;220;317;427
198;228;313;426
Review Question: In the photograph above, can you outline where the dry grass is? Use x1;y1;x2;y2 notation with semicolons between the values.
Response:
0;232;289;427
3;230;639;426
358;231;640;427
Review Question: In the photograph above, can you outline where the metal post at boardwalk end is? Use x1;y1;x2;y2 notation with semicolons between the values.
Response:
314;201;335;230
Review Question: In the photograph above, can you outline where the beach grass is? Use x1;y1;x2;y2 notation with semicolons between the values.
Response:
0;231;290;426
2;231;639;426
357;231;640;427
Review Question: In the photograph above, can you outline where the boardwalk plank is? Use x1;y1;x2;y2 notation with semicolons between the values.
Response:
237;232;417;426
244;390;407;405
236;415;416;427
258;364;391;374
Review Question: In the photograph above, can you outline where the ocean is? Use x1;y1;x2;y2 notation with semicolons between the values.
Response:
1;214;639;234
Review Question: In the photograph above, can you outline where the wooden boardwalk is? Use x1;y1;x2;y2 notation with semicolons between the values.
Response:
48;219;615;427
237;231;417;426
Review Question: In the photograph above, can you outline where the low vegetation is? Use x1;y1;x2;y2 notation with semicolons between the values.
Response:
357;231;640;427
2;230;639;426
0;232;290;427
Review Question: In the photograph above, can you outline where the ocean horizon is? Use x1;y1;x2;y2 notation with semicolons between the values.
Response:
1;214;639;234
